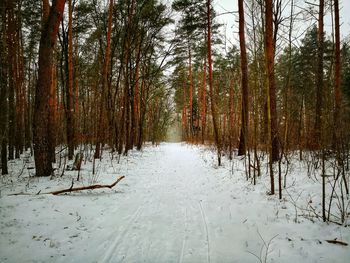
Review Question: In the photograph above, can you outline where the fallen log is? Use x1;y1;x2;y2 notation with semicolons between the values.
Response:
50;176;125;195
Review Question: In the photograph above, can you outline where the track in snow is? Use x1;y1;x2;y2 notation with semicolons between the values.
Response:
99;143;224;262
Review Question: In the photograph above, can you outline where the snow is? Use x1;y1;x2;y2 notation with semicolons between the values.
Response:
0;143;349;262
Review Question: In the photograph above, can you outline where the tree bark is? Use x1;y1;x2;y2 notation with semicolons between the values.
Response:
33;0;65;177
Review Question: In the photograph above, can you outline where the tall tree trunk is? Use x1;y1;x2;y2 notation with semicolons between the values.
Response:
24;56;33;152
315;0;324;147
136;77;146;150
66;0;74;160
7;0;15;160
33;0;65;177
15;4;24;159
229;77;235;159
48;58;58;163
265;0;279;194
133;38;141;147
266;1;279;163
201;58;207;144
74;56;80;145
207;0;221;166
315;0;326;222
333;0;341;144
129;60;135;149
238;0;249;156
42;0;57;163
124;63;131;154
188;45;193;140
182;79;187;140
0;1;8;174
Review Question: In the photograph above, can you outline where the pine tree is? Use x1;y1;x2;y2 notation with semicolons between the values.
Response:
33;0;65;176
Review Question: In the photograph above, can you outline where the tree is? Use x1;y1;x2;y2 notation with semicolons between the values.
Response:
207;0;221;165
237;0;249;156
315;0;326;222
6;0;16;160
333;0;341;143
67;0;75;160
42;0;57;164
0;0;8;174
315;0;324;147
33;0;65;177
265;0;279;194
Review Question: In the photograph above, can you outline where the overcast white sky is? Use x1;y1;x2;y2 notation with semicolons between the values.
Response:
214;0;350;47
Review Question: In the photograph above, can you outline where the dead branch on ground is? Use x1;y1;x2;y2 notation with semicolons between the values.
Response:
7;176;125;196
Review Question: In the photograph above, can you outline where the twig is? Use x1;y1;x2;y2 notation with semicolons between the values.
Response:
55;146;67;155
247;230;278;263
17;162;27;178
7;192;32;196
325;239;348;246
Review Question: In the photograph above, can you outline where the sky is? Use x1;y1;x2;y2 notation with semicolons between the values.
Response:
214;0;350;47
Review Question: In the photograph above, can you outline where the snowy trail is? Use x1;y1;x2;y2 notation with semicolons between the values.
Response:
1;143;349;263
100;143;216;263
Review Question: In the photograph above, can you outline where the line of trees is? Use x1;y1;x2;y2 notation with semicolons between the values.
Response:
1;0;174;176
172;0;350;223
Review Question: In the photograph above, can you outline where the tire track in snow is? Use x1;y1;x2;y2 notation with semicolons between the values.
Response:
199;200;210;263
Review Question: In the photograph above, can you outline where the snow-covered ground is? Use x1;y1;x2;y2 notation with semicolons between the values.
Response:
0;143;349;262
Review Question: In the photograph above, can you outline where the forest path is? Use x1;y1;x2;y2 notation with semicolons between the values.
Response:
90;143;290;262
99;143;237;263
1;143;349;263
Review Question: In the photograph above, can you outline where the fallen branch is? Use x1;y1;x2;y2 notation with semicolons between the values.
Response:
325;239;348;246
7;176;125;196
50;176;125;195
